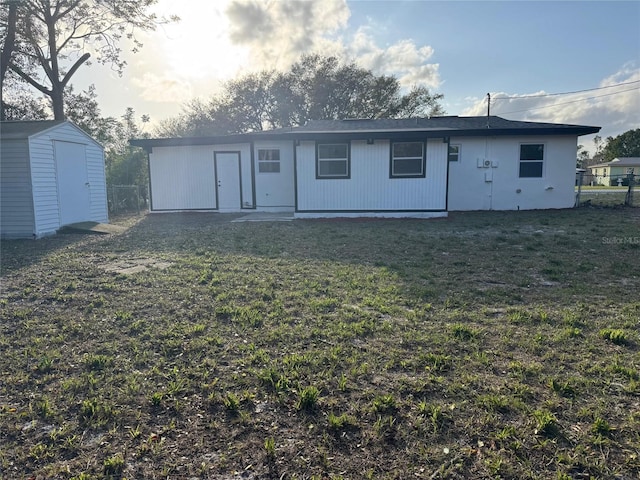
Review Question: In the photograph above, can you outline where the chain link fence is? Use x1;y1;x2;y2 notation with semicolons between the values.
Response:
575;173;637;207
107;185;149;215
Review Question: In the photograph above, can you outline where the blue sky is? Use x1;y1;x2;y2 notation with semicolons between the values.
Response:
73;0;639;148
345;1;639;115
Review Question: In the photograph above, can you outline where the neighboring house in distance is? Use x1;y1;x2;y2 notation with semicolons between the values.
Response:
588;157;640;186
1;120;108;239
130;116;599;218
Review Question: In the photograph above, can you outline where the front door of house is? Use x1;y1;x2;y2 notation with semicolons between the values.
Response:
214;152;241;211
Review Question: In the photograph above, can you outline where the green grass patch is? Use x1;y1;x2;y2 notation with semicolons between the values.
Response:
1;209;639;478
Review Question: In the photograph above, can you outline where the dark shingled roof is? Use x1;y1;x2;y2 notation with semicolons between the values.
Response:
0;120;66;140
297;116;598;133
130;116;601;149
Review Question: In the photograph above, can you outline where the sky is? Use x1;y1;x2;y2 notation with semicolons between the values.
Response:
72;0;640;150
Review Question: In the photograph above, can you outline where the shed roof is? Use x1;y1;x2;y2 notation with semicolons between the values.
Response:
1;120;104;150
0;120;66;140
130;115;601;149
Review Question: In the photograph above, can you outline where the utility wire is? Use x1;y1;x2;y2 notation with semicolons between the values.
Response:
495;86;640;115
492;80;640;101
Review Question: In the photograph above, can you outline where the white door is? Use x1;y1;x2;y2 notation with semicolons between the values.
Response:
55;141;90;225
215;152;241;211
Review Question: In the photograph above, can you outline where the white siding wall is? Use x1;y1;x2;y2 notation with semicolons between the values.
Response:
448;135;578;211
149;144;254;211
0;139;35;238
150;146;216;210
253;141;295;211
296;139;448;213
28;122;107;236
28;133;60;235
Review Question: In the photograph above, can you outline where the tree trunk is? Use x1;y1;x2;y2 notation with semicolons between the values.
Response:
0;3;18;121
51;83;65;120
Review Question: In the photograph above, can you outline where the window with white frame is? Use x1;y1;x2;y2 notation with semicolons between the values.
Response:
317;143;350;178
390;141;425;177
448;144;460;162
519;144;544;178
258;149;280;173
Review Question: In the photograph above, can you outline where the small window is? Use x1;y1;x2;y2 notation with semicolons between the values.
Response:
448;144;460;162
317;143;349;178
391;141;425;177
519;144;544;178
258;149;280;173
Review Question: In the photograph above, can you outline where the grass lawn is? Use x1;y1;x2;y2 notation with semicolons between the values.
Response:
576;186;629;191
1;208;639;479
577;189;636;208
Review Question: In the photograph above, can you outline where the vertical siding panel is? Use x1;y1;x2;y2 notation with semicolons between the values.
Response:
0;139;36;237
28;134;60;235
296;139;447;212
150;146;216;210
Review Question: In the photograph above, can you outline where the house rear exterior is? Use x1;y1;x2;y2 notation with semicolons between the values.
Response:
1;120;108;238
131;116;600;217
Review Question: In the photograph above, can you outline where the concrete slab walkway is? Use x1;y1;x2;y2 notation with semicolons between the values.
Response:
231;212;294;223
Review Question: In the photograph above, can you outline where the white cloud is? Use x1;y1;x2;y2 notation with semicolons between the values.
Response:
461;64;640;150
222;0;440;90
348;28;440;89
224;0;350;70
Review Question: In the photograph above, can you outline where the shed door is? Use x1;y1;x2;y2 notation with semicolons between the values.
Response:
55;141;90;225
215;152;241;211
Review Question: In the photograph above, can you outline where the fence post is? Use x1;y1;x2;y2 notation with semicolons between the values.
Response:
625;173;635;207
575;171;584;207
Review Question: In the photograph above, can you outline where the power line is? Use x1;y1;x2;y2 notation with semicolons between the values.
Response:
495;86;640;115
492;80;640;101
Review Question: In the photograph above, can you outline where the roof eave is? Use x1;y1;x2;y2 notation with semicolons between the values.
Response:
130;125;601;149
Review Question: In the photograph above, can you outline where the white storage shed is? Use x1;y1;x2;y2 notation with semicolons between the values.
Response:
1;120;108;238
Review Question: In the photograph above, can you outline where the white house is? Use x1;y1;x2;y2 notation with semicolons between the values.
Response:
130;116;600;218
1;120;108;238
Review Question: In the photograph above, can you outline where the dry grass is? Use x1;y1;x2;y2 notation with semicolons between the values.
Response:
1;208;639;479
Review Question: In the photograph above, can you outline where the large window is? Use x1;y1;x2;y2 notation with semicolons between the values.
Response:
391;141;425;177
519;144;544;178
317;143;350;178
258;149;280;173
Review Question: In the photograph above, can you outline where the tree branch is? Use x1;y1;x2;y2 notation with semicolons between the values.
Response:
8;62;51;95
61;52;90;87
